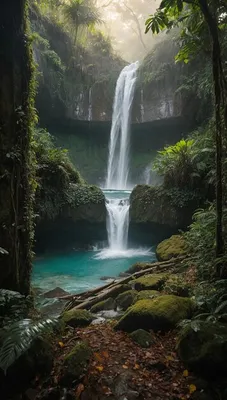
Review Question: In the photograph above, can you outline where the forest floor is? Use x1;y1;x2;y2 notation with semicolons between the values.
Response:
34;322;197;400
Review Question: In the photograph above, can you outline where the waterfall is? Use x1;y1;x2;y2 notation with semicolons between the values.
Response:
96;61;151;260
88;87;92;121
143;164;151;185
105;61;139;190
106;197;130;251
140;89;144;123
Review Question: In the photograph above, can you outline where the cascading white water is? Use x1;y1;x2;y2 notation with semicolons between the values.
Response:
88;87;92;121
140;89;144;123
96;62;152;260
105;61;139;190
106;197;130;251
143;164;151;185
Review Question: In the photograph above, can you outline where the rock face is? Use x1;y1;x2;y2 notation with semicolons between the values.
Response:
156;235;187;261
129;185;198;245
115;295;193;333
177;321;227;378
36;184;107;253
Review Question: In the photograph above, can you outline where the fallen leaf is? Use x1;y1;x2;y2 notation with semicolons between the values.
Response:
189;384;197;394
94;352;104;363
183;370;189;377
122;365;128;369
102;350;109;358
133;363;140;370
75;383;84;398
58;341;64;348
96;365;104;372
102;386;112;395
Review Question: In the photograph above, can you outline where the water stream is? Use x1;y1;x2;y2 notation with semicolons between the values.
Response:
105;61;139;190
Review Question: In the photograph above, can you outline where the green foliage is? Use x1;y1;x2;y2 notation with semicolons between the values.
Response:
34;128;84;219
0;318;57;373
185;205;216;279
152;124;215;196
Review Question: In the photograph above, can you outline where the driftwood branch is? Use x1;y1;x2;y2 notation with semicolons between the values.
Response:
63;256;187;312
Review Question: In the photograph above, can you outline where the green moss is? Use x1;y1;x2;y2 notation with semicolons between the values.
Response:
136;290;160;301
129;329;154;348
115;295;193;332
156;235;187;262
131;274;166;291
164;274;190;297
90;298;116;313
61;309;93;327
116;290;139;311
102;284;131;301
63;341;92;382
177;321;227;377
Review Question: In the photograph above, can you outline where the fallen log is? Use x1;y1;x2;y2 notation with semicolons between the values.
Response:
63;256;187;312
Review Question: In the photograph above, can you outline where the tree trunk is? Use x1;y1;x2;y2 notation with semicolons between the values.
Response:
199;0;226;264
0;0;33;294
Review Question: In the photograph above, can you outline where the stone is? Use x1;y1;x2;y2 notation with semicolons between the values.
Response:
61;309;93;327
130;274;166;291
177;320;227;378
116;290;139;311
156;235;187;262
62;341;92;384
115;295;193;332
129;329;154;348
136;290;160;301
163;274;190;297
43;287;70;298
90;298;116;313
0;289;31;326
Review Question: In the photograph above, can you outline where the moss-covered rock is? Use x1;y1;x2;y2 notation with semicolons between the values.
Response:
103;284;131;300
90;298;116;313
129;185;198;245
156;235;187;262
129;329;154;348
136;290;160;301
177;321;227;378
130;274;166;291
61;309;93;327
62;341;92;384
116;290;139;311
115;295;193;332
163;274;190;297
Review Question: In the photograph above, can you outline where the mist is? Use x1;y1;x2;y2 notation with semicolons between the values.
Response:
95;0;161;62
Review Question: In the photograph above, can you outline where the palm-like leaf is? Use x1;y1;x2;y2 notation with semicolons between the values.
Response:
0;318;57;374
63;0;101;29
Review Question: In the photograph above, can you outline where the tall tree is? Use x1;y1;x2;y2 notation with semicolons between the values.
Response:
0;0;34;294
145;0;227;270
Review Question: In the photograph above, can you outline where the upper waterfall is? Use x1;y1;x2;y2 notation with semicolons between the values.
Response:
105;61;139;190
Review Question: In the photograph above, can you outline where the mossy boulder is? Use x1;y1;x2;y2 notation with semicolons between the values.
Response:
156;235;187;262
62;341;92;384
61;309;93;327
177;321;227;378
130;274;166;291
90;298;116;313
102;284;131;300
164;274;190;297
116;290;139;311
129;329;154;348
115;295;193;332
136;290;160;301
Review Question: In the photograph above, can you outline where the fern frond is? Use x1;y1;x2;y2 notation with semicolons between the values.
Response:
0;318;57;374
